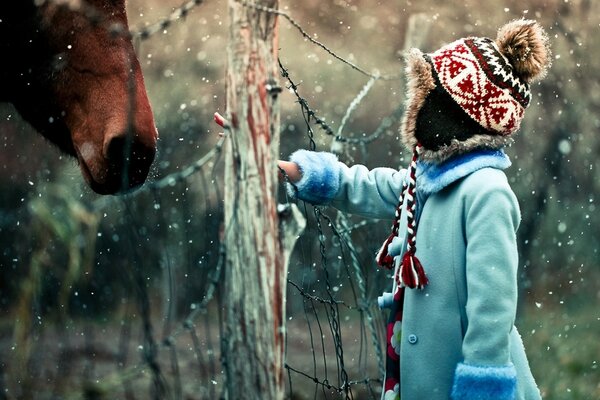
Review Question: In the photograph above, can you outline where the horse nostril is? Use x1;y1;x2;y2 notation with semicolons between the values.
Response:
105;135;128;162
104;133;156;191
105;134;155;163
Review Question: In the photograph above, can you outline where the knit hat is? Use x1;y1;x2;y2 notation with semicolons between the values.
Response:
376;20;551;289
402;19;551;162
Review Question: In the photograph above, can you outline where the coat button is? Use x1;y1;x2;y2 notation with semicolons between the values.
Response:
408;334;418;344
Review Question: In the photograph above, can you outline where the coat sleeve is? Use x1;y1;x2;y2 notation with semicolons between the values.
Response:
451;171;521;400
287;149;406;219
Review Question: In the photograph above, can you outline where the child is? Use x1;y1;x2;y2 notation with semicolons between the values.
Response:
278;19;550;400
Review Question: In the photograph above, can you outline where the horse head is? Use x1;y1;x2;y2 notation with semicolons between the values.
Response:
0;0;158;194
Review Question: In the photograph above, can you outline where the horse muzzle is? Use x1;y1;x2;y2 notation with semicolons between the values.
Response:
76;129;157;195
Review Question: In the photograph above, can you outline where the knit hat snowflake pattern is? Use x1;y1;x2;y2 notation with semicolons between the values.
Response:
376;20;551;289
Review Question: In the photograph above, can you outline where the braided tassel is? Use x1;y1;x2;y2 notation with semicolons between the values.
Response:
375;234;396;269
398;145;428;289
400;250;428;289
379;145;429;289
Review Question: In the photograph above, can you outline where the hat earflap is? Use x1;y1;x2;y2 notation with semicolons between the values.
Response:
400;49;436;152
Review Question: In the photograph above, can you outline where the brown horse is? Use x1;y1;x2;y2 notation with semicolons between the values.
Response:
0;0;157;194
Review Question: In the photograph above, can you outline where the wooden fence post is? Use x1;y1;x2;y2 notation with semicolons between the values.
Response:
221;0;293;398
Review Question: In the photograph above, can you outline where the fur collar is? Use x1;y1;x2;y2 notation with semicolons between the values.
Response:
416;149;511;196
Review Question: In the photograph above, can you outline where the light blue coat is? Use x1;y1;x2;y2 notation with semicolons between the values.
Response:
289;149;541;400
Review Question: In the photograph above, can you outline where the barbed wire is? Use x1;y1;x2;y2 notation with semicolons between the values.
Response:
336;77;377;139
332;212;386;378
133;0;206;40
163;243;224;346
313;206;351;399
40;0;207;42
121;199;169;400
81;190;226;397
276;15;393;396
279;59;330;150
287;279;355;309
5;1;398;398
92;136;225;211
284;363;382;394
237;0;400;81
279;59;404;147
99;255;224;392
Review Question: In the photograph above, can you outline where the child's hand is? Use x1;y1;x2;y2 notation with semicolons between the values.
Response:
278;160;301;183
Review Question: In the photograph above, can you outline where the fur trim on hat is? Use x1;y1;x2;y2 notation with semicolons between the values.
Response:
400;48;436;151
496;19;551;82
419;134;514;163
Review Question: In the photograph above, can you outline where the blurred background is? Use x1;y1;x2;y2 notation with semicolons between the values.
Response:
0;0;598;399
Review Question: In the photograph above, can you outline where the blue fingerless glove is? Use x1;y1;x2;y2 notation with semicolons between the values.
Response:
287;150;341;205
451;362;517;400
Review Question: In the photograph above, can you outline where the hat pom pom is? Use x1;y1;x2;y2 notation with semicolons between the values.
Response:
495;19;551;82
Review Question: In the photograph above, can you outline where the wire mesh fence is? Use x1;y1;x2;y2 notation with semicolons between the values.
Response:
0;0;405;398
